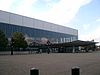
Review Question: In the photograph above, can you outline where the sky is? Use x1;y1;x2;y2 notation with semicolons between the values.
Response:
0;0;100;44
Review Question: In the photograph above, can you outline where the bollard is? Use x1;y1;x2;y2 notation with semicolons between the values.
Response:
30;68;39;75
11;47;13;55
71;66;80;75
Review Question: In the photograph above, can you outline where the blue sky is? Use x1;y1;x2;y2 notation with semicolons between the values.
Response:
0;0;100;44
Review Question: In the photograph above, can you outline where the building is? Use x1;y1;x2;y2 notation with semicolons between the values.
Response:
0;10;78;44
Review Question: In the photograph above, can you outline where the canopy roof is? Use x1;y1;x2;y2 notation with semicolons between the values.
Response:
49;40;98;47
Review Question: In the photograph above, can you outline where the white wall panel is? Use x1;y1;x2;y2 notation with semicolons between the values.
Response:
0;10;78;36
0;10;9;23
33;19;38;29
23;16;33;28
39;21;45;30
33;18;78;36
43;22;52;31
32;18;36;28
9;13;22;26
34;19;44;30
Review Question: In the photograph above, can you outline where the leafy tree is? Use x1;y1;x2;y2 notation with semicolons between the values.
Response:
0;30;8;47
11;32;28;48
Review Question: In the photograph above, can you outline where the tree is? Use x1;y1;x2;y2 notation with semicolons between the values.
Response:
0;30;8;47
11;32;28;48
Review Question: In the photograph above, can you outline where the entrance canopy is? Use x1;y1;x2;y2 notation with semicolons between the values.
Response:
49;40;98;48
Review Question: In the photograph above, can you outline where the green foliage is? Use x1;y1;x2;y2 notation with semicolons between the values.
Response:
0;30;8;47
11;32;28;48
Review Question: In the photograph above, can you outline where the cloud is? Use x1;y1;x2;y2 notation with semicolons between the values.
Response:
81;0;92;6
43;0;52;2
0;0;92;26
79;26;100;44
0;0;14;11
96;18;100;22
93;26;100;42
15;0;37;16
32;0;92;26
82;24;90;30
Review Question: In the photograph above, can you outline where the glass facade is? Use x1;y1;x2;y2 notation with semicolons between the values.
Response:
0;22;78;43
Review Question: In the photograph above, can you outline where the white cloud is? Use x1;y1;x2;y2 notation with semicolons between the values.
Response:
0;0;92;26
15;0;37;16
0;0;14;11
32;0;92;26
82;24;90;30
93;27;100;42
79;26;100;44
43;0;52;2
81;0;92;6
96;18;100;22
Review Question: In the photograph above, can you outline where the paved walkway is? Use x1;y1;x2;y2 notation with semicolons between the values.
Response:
0;53;100;75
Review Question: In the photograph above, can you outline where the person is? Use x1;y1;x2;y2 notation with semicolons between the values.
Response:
47;48;50;54
11;46;13;55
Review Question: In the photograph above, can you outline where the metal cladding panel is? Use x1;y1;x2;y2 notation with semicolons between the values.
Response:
30;18;78;36
34;19;45;30
33;19;78;36
0;10;9;23
9;13;22;26
58;25;78;36
43;21;52;31
23;16;33;28
32;19;36;28
38;21;78;36
52;24;60;33
0;10;78;36
51;24;76;36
